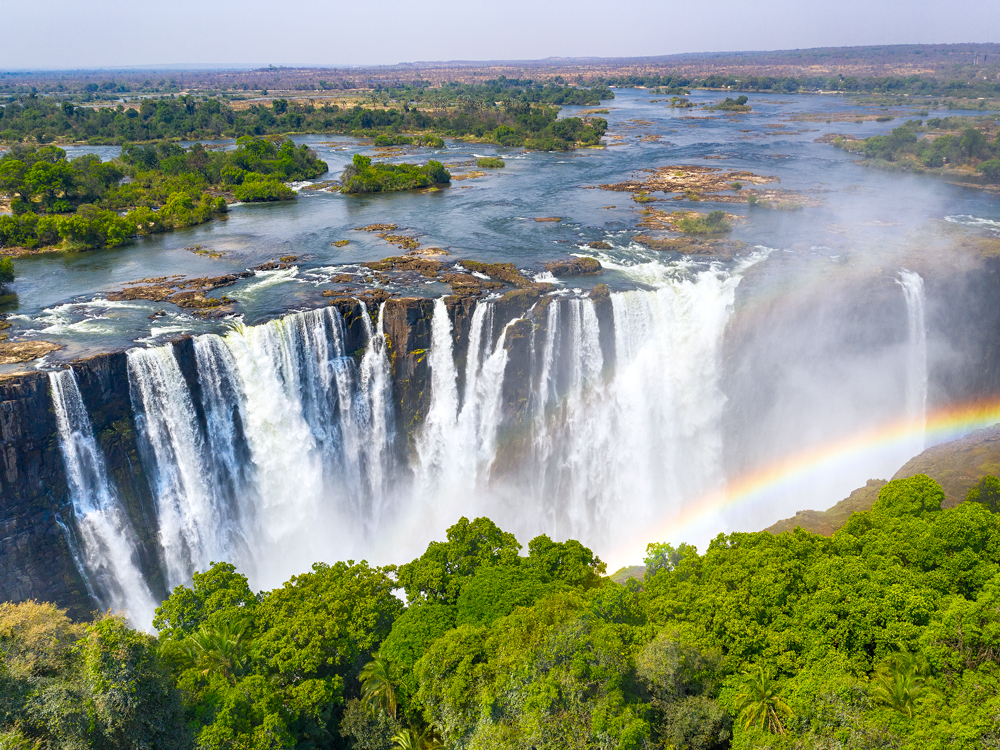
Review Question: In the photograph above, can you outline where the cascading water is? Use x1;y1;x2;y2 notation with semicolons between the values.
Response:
409;261;745;549
49;369;158;627
414;300;516;521
128;345;223;588
898;269;928;442
122;303;398;596
54;254;859;622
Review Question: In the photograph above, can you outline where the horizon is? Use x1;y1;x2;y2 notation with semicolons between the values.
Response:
3;42;1000;75
3;0;999;70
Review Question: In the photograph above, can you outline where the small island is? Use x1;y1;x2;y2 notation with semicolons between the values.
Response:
0;136;327;253
706;95;752;112
339;154;450;194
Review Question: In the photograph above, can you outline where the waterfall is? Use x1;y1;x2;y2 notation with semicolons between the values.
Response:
898;270;928;443
414;299;516;518
128;345;221;587
122;302;398;595
518;270;737;543
57;265;745;623
49;369;158;627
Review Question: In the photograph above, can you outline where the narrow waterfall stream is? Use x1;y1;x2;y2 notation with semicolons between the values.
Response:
49;369;159;626
898;269;929;444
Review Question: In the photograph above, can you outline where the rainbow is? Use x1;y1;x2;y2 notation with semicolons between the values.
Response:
609;398;1000;567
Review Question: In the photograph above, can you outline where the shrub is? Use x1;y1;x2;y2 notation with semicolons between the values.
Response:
233;176;295;202
977;159;1000;182
677;210;731;234
476;157;505;168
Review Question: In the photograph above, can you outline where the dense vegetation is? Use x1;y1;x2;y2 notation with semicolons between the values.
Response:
597;72;1000;102
408;79;614;107
678;210;732;234
0;136;326;250
0;257;14;288
834;118;1000;179
340;154;450;194
706;96;751;112
6;474;1000;748
0;92;608;152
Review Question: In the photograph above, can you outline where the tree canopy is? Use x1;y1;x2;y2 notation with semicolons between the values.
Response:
5;476;1000;748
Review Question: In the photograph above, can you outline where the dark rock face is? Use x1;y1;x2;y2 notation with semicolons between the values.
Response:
925;256;1000;407
73;352;165;601
0;370;90;618
721;266;911;480
382;297;436;448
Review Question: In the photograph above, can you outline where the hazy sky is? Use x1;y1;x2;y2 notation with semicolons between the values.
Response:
2;0;999;70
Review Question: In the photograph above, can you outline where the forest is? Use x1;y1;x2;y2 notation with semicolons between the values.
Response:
4;473;1000;749
339;154;450;194
0;136;326;251
593;72;1000;102
834;117;1000;179
0;89;608;151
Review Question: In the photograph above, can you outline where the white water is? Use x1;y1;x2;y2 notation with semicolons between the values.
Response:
49;369;158;627
898;269;928;444
64;255;916;621
125;304;397;594
128;345;221;587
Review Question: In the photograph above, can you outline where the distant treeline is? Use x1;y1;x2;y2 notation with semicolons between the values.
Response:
0;93;607;151
595;72;1000;99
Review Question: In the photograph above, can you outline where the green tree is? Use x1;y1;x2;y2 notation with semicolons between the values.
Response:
455;564;554;626
81;615;190;749
378;603;455;718
644;541;697;578
524;534;606;588
0;256;14;286
360;657;399;719
396;517;522;604
733;665;792;734
961;127;988;160
870;652;929;717
154;561;257;641
180;617;250;683
253;560;402;692
871;474;945;519
967;474;1000;512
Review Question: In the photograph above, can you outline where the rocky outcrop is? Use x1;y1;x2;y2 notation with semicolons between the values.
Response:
381;297;436;447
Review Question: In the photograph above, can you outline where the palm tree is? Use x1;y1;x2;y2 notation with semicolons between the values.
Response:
734;665;793;735
392;726;443;750
360;656;398;719
183;618;249;683
871;652;929;717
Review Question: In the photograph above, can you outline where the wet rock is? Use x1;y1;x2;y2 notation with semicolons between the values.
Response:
544;257;602;277
363;256;442;278
0;341;63;365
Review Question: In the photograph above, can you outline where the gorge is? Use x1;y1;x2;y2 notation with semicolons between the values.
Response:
5;247;999;626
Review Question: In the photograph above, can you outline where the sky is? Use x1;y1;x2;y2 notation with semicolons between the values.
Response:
1;0;999;70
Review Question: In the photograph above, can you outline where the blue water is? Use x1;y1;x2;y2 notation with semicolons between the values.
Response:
3;88;997;367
